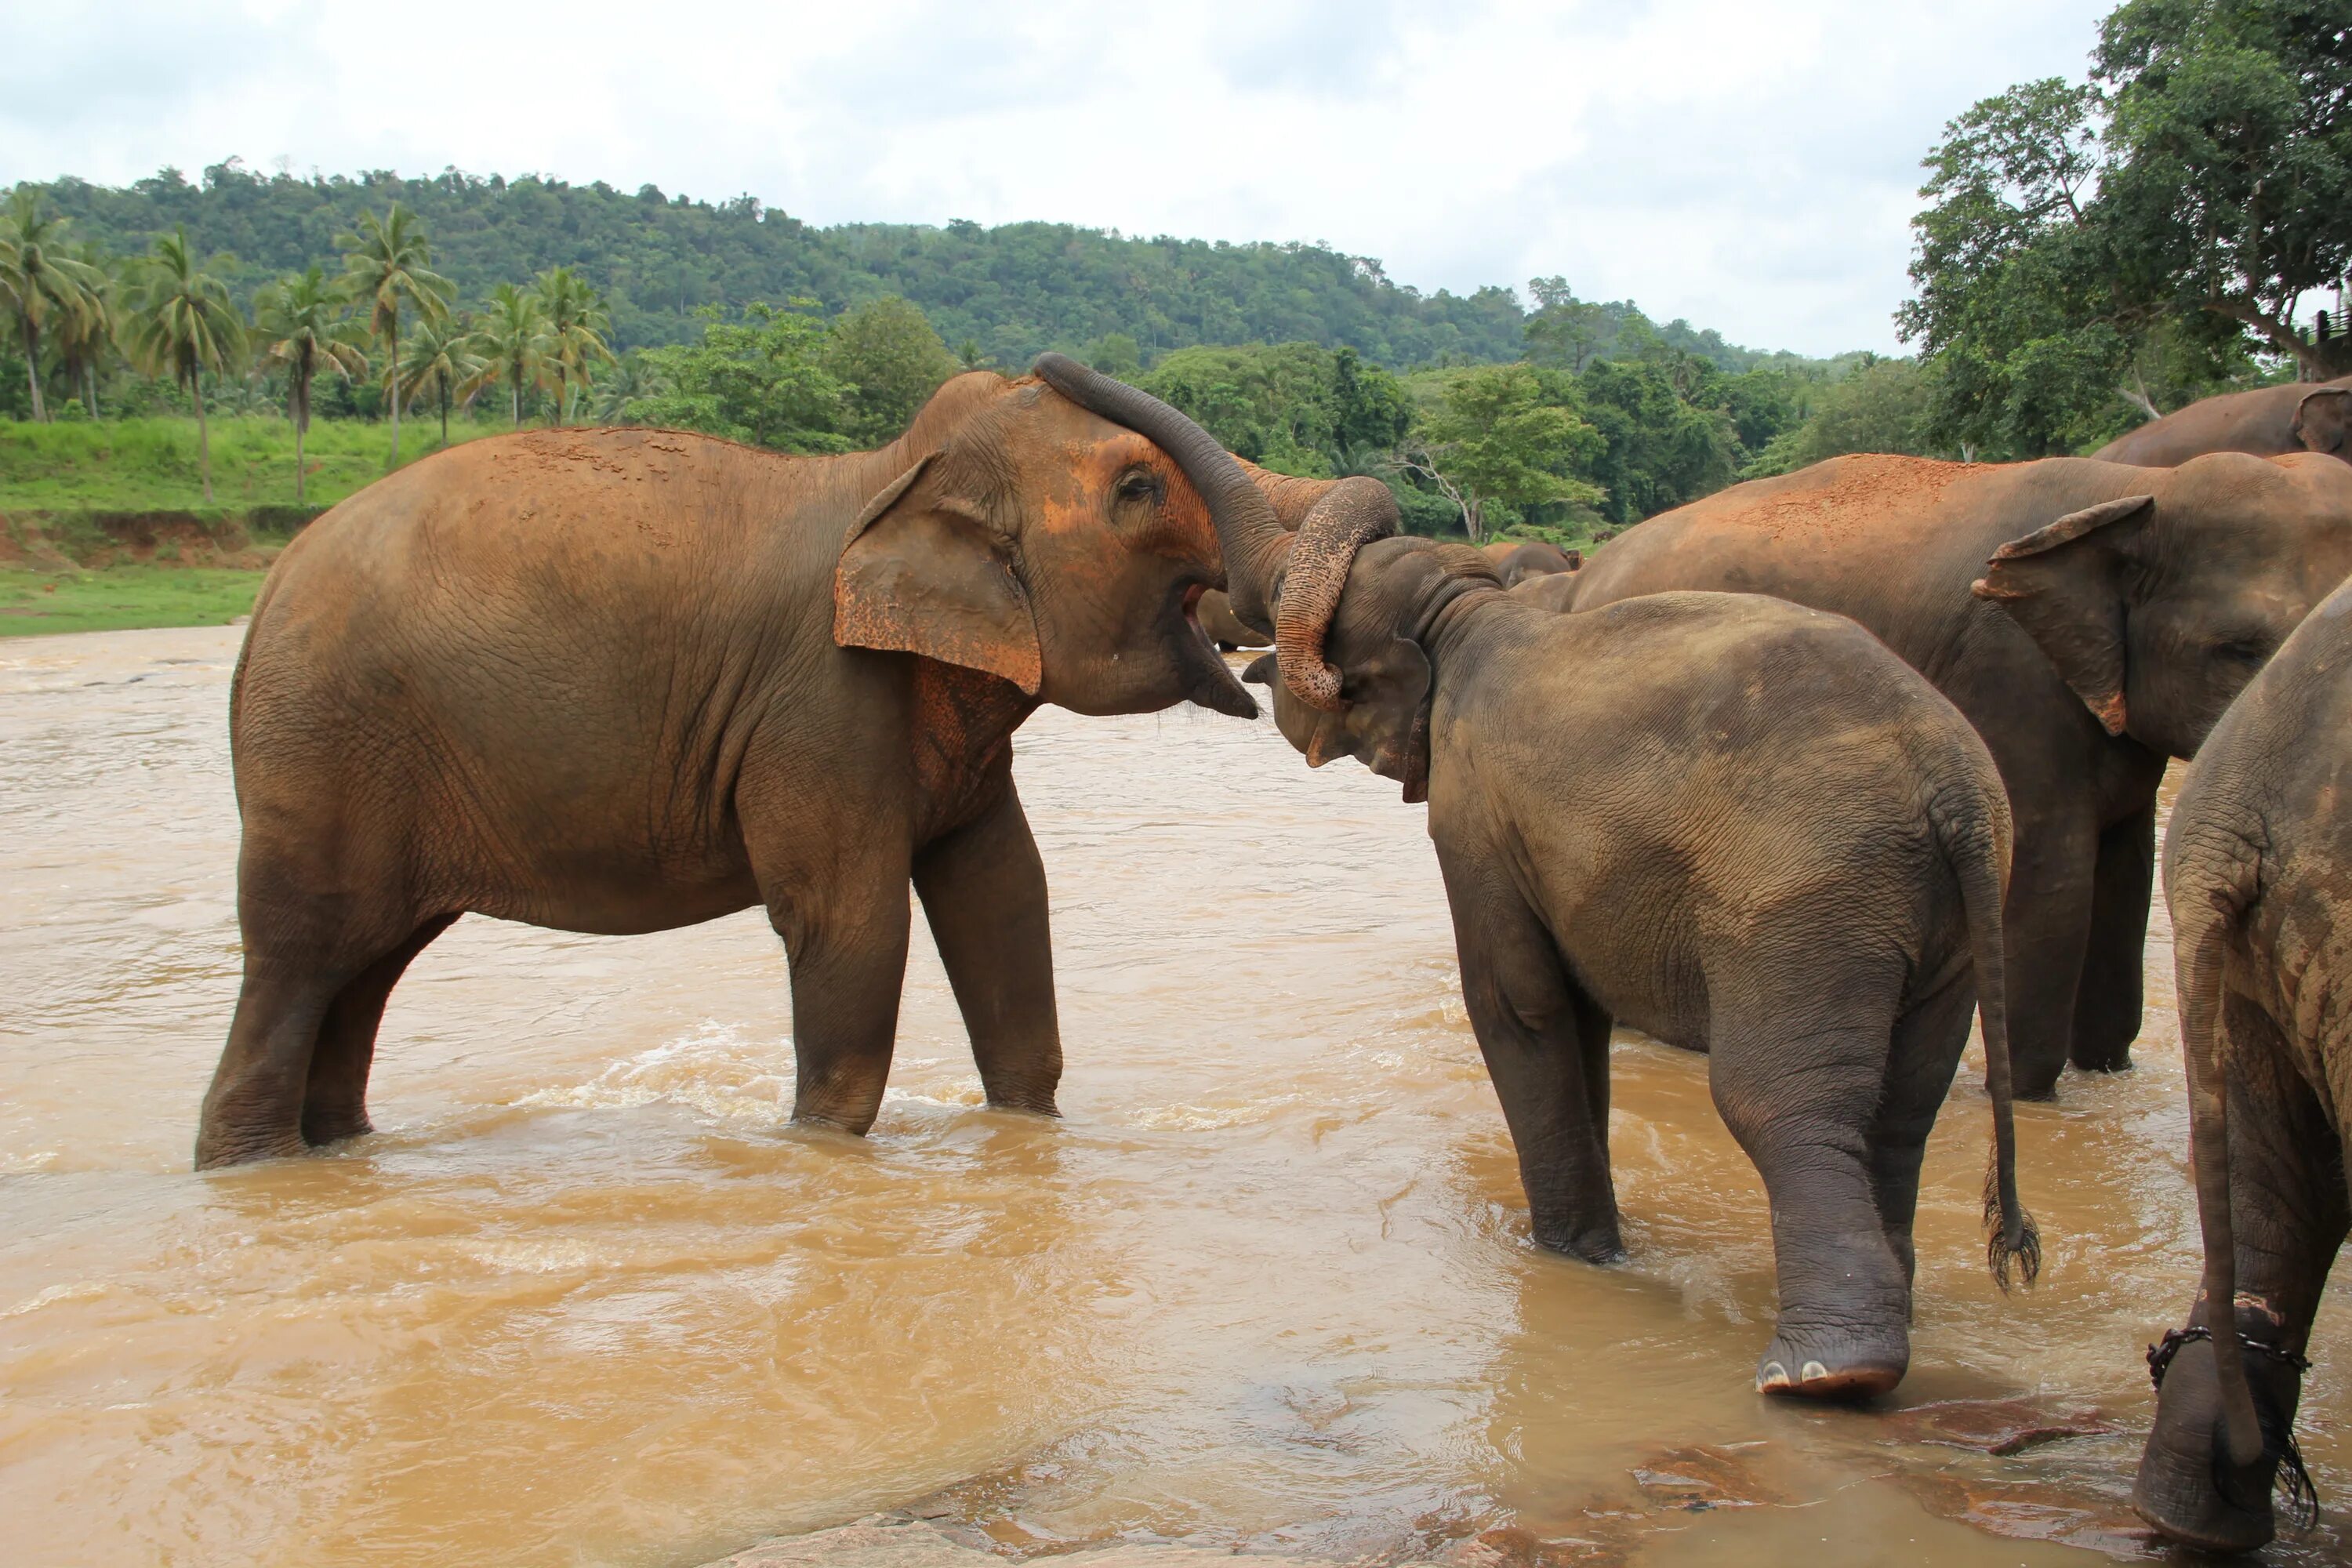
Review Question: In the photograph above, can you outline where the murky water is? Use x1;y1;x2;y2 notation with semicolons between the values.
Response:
2;626;2346;1567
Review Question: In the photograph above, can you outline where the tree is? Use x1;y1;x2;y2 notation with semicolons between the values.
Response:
1524;277;1609;373
54;240;118;419
1138;341;1410;477
253;264;368;503
397;314;486;450
535;265;615;424
1397;365;1605;541
124;228;245;502
821;294;960;445
624;300;849;452
338;203;452;466
466;282;554;426
1744;357;1941;475
0;188;103;420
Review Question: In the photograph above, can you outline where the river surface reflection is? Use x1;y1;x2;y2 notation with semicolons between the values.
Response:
1;626;2343;1566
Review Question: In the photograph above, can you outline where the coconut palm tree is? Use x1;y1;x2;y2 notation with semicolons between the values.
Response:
535;266;615;425
0;188;104;421
398;314;486;449
55;241;118;419
124;228;245;503
336;203;452;467
252;266;368;505
464;282;553;428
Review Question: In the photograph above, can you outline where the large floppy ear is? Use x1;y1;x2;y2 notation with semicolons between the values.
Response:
1353;634;1436;803
833;454;1043;694
1972;493;2153;736
2293;387;2350;456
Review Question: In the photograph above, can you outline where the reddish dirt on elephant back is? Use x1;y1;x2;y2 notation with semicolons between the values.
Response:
1726;456;1995;545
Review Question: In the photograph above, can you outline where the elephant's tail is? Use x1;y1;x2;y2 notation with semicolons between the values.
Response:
1934;779;2041;1292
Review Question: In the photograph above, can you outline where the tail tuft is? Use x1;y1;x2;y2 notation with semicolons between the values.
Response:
1983;1145;2042;1292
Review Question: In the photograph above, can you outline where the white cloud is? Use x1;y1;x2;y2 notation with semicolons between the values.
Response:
0;0;2114;356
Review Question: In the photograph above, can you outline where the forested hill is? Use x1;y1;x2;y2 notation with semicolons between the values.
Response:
32;163;1791;372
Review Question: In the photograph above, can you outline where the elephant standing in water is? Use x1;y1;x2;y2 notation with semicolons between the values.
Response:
2096;376;2351;466
2134;579;2352;1552
199;362;1279;1168
1572;452;2352;1097
1218;472;2034;1400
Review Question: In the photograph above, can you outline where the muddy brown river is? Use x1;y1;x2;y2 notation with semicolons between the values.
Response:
2;625;2345;1566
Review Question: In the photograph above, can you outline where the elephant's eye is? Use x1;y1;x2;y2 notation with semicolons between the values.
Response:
2213;633;2274;665
1115;469;1163;507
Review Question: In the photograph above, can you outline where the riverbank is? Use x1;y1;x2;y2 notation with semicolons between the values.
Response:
0;414;501;512
0;507;289;635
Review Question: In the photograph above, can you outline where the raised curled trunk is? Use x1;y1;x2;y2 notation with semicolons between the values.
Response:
1274;477;1403;711
1031;354;1294;634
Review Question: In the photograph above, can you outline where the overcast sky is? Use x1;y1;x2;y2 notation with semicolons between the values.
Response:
4;0;2115;358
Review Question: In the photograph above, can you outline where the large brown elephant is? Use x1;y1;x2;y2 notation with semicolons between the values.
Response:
1194;589;1271;650
2131;576;2352;1552
1232;479;2035;1400
2097;375;2352;466
1569;452;2352;1098
197;361;1291;1169
1480;537;1582;586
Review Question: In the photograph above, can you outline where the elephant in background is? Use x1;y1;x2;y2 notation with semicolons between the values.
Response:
2132;579;2352;1553
1481;537;1583;586
200;359;1287;1168
2096;376;2351;466
1571;452;2352;1098
1195;589;1272;650
1238;477;2035;1400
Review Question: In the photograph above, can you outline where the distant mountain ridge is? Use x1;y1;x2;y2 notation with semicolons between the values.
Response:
29;162;1817;372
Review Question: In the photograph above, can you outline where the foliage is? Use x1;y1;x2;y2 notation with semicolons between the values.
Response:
0;413;501;510
1742;357;1941;475
252;265;366;434
339;203;452;461
1398;365;1605;540
1901;2;2347;456
123;229;245;499
535;265;615;424
819;294;960;445
466;282;554;427
0;564;268;637
397;314;488;446
0;189;107;421
623;300;851;452
1136;342;1409;477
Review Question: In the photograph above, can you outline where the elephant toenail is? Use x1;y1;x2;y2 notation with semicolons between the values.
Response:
1802;1360;1829;1381
1759;1362;1788;1387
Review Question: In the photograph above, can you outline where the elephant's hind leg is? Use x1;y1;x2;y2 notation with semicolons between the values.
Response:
2070;803;2157;1073
1871;967;1978;1294
301;914;459;1147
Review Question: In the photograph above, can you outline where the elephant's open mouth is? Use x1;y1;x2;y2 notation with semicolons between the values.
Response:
1174;579;1257;717
1181;582;1214;652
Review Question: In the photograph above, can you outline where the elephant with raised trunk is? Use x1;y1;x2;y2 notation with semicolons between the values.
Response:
199;360;1301;1169
1225;474;2036;1400
1570;452;2352;1098
2097;375;2351;466
2132;579;2352;1552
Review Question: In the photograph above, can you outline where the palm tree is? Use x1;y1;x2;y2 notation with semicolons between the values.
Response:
125;228;245;503
337;203;452;467
535;266;615;424
397;314;486;449
464;283;553;427
55;241;118;419
252;266;368;505
0;188;104;421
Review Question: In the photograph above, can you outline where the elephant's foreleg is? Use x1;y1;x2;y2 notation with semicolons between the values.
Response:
301;914;458;1146
913;780;1062;1116
1999;812;2100;1099
770;870;913;1137
1438;850;1621;1264
2070;802;2157;1073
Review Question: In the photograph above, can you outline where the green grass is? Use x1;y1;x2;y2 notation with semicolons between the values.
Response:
0;415;514;510
0;565;267;636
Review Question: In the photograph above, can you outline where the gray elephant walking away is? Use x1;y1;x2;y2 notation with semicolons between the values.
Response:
1571;451;2352;1098
1229;474;2038;1400
2096;374;2350;466
2133;579;2352;1552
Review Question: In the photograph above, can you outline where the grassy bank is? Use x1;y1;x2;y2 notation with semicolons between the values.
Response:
0;565;266;636
0;415;511;511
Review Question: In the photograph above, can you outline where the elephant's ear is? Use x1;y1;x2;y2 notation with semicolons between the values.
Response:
834;455;1043;694
1972;493;2153;736
2293;387;2350;456
1353;635;1437;804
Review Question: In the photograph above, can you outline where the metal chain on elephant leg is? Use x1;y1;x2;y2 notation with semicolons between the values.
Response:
2146;1325;2320;1529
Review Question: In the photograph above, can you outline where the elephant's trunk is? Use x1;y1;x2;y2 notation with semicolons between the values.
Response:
1236;459;1340;530
1032;354;1292;633
1276;477;1402;712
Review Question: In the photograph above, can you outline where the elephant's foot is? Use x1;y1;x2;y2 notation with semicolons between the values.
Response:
299;1108;375;1147
193;1122;310;1170
2132;1438;2278;1555
1755;1323;1907;1401
1531;1215;1626;1266
2067;1040;2136;1074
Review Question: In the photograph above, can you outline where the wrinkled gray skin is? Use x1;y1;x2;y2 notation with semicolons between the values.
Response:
1248;527;2033;1400
1480;537;1581;586
1572;452;2352;1098
2132;580;2352;1552
1508;570;1581;612
2097;376;2351;466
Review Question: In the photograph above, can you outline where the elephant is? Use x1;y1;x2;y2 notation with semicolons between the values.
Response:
1570;452;2352;1098
1195;588;1271;650
1508;569;1581;612
2132;577;2352;1552
2096;375;2352;466
1236;477;2037;1399
1480;537;1583;586
196;358;1289;1169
